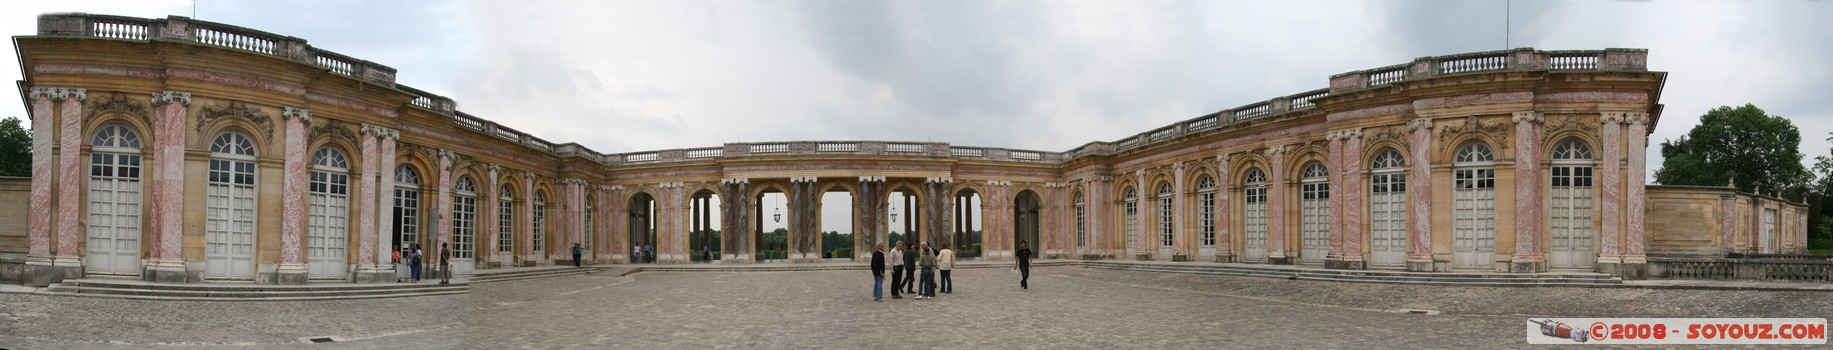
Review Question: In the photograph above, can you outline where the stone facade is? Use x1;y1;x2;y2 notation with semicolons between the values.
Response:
5;14;1810;286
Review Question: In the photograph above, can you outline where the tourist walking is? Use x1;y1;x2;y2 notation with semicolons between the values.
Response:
889;241;905;299
409;244;423;283
1015;240;1032;289
938;243;955;293
439;242;452;285
902;241;918;294
871;244;887;302
572;243;585;267
918;242;937;300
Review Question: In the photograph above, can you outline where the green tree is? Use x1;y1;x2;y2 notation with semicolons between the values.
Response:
1654;104;1809;197
0;117;29;177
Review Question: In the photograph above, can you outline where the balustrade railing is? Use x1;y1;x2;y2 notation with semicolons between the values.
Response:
1367;65;1407;86
492;128;518;141
1649;257;1833;282
1233;103;1270;121
195;26;277;55
951;148;985;157
817;143;858;152
625;152;659;162
684;148;722;158
1288;89;1329;110
90;19;149;40
1009;151;1043;161
1437;52;1508;74
1148;127;1178;142
751;143;789;153
1549;52;1599;70
886;143;925;153
1184;115;1219;132
453;113;485;131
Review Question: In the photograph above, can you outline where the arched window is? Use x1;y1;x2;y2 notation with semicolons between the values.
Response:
306;147;350;279
86;125;144;275
1243;168;1269;261
533;190;547;256
1074;192;1086;248
1452;142;1496;269
1196;175;1217;247
497;184;515;255
205;131;258;279
1549;139;1595;269
393;165;422;255
1369;149;1408;266
1157;182;1174;250
1123;187;1138;253
452;175;477;265
1300;162;1329;263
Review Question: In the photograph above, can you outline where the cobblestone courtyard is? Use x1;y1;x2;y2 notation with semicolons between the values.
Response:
3;266;1830;348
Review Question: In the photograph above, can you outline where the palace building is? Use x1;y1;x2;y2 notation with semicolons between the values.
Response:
1;14;1809;286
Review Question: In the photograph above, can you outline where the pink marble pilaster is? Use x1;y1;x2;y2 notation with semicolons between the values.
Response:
1342;130;1365;262
1596;113;1624;263
54;89;86;265
355;126;379;267
1512;112;1545;265
1719;194;1735;251
279;107;311;271
1171;163;1185;257
374;130;397;265
26;89;56;260
483;165;499;257
521;172;535;261
1624;113;1649;263
149;92;191;266
1135;170;1147;256
1265;146;1288;260
1215;155;1232;259
1406;118;1435;266
436;149;454;254
1326;132;1345;261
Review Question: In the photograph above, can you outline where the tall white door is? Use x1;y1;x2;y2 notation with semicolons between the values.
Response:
452;177;478;275
1156;184;1174;260
1453;167;1496;270
1549;165;1595;269
1123;189;1138;258
206;132;258;280
307;148;350;279
86;140;143;275
1299;163;1329;263
498;187;515;266
1369;171;1407;267
1244;170;1269;262
1761;209;1777;254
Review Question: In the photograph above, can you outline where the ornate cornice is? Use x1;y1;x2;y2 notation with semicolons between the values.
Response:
725;177;751;184
855;176;883;183
926;177;952;184
33;87;86;101
1599;112;1626;124
1408;118;1434;131
1511;111;1544;124
282;106;313;124
311;119;359;146
150;91;191;106
791;176;819;183
1626;113;1650;125
1436;116;1509;153
85;92;151;131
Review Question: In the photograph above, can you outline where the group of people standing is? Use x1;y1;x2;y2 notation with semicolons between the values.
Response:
869;240;1031;301
391;242;453;285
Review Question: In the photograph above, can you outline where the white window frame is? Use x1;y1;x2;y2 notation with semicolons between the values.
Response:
1369;149;1408;267
1244;168;1269;261
1549;139;1595;269
205;131;258;280
394;166;421;254
1300;162;1329;263
1452;142;1498;270
86;125;144;275
307;147;350;279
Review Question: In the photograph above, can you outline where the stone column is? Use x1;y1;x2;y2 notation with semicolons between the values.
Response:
1406;118;1435;272
1133;169;1147;259
482;164;500;266
789;177;819;262
721;179;752;263
855;177;885;260
273;107;312;284
352;125;383;282
1170;163;1186;261
1325;131;1346;266
1511;111;1546;273
1596;113;1624;270
608;185;627;262
374;129;397;271
1342;129;1365;267
1622;113;1650;278
925;177;953;251
24;88;64;286
660;181;686;263
1265;146;1290;264
434;149;455;263
1719;194;1735;252
52;88;87;278
520;172;536;265
1215;155;1232;262
145;91;191;283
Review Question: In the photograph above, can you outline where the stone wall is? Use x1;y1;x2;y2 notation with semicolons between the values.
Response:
1645;185;1810;257
0;176;29;283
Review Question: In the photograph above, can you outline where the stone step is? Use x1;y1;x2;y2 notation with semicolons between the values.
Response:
37;288;469;302
41;281;469;301
1081;262;1619;280
1087;264;1623;285
470;267;596;283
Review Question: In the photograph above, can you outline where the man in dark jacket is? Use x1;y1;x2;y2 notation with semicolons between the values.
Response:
871;244;886;302
901;241;919;294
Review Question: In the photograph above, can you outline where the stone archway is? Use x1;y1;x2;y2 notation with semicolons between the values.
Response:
688;190;721;263
628;192;656;263
1014;190;1042;254
954;189;983;259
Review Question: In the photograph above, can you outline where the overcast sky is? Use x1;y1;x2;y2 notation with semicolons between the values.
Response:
6;0;1833;236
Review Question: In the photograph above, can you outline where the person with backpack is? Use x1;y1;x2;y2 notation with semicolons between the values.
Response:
572;243;585;267
918;242;937;300
409;244;423;284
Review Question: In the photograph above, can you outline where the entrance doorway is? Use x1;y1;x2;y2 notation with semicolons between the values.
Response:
628;192;656;263
688;191;722;263
1014;190;1041;256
